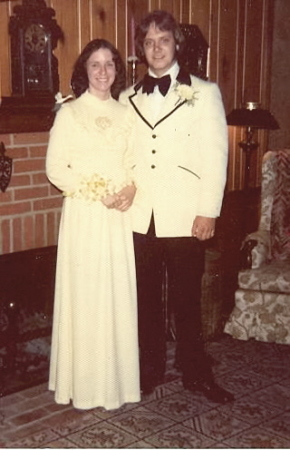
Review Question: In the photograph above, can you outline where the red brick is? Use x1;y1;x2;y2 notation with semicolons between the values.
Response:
14;186;49;201
1;219;11;254
34;197;63;211
10;174;31;187
30;145;48;158
0;134;12;145
22;391;55;410
3;421;48;444
7;146;29;158
13;217;22;252
0;189;13;202
47;211;57;246
13;158;45;173
23;215;34;249
53;211;61;243
0;390;23;407
57;210;61;232
49;183;62;196
19;382;48;399
9;407;50;427
33;172;48;184
35;214;45;247
13;132;49;145
0;201;31;216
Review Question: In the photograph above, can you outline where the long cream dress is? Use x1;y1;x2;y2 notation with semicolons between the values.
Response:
46;91;140;410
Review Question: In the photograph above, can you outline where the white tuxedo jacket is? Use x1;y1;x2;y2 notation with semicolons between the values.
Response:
120;69;228;237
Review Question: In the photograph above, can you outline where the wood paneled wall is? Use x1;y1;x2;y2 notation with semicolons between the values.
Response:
0;0;275;190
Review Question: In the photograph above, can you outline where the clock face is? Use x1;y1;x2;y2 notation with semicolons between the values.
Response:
9;4;61;96
24;24;48;53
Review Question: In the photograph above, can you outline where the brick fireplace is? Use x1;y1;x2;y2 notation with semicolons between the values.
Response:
0;131;62;254
0;130;63;396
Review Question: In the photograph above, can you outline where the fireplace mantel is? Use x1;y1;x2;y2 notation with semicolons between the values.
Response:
0;96;55;133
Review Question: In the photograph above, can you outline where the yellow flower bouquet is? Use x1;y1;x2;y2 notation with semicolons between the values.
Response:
64;173;115;202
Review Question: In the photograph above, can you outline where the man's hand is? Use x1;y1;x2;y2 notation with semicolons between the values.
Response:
115;184;136;212
191;216;216;241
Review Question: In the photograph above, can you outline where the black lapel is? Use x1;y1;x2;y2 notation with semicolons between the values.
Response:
129;92;154;130
154;101;187;128
128;68;192;130
176;68;192;86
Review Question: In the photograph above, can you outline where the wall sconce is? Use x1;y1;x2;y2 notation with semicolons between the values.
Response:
127;56;139;85
0;141;13;192
227;102;279;189
127;16;139;85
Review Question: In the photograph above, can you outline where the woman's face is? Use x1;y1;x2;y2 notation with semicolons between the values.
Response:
86;48;116;99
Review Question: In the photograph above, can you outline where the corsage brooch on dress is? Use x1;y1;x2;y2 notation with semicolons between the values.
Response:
95;117;112;130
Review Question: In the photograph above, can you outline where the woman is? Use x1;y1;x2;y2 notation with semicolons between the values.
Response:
46;39;140;410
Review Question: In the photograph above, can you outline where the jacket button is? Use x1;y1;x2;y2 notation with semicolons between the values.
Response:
151;165;155;169
152;150;156;154
152;134;157;139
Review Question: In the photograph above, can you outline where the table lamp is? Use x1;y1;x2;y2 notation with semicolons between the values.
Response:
227;102;279;189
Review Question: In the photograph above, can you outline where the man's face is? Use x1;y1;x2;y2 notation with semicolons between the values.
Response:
143;24;176;77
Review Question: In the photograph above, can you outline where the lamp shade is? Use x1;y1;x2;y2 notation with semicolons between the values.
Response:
227;103;279;130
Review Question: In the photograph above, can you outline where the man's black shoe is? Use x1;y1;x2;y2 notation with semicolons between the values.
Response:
141;382;156;395
141;373;164;396
183;378;234;404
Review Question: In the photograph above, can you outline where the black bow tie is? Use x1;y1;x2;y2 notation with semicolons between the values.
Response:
142;74;171;96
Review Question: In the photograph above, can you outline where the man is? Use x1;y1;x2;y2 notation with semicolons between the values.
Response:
120;10;234;403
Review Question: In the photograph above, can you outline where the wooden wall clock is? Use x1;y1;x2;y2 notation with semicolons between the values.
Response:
0;0;64;133
9;0;63;97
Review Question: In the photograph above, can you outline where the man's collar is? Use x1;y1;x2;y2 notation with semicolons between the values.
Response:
176;68;191;85
134;65;191;93
148;61;179;80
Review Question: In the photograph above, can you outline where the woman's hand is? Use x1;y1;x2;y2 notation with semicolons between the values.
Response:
115;184;136;212
101;193;122;209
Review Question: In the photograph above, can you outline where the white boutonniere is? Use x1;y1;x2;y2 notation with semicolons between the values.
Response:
173;82;199;107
